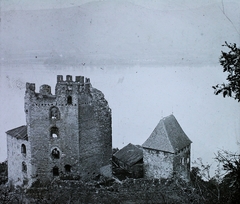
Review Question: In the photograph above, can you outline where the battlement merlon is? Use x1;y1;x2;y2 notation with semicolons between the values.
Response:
39;84;52;95
75;76;84;84
25;83;36;112
84;78;91;93
26;83;36;94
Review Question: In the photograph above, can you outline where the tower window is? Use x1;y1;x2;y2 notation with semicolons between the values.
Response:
50;127;59;138
53;166;59;176
65;165;72;173
51;148;60;159
67;96;72;104
50;107;60;120
21;144;26;155
22;162;27;173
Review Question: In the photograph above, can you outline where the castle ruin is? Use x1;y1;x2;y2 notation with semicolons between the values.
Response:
6;75;112;187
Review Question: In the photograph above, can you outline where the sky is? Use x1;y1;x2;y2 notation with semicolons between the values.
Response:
0;0;240;173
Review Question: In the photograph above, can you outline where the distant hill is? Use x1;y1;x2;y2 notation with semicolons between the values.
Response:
1;1;239;66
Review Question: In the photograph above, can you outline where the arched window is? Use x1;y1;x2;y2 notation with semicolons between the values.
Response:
50;106;60;120
21;144;26;155
50;127;59;138
67;96;72;104
53;166;59;176
22;162;27;173
65;164;72;173
51;148;60;159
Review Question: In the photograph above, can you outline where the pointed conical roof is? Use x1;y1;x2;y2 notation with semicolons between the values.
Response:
142;115;192;153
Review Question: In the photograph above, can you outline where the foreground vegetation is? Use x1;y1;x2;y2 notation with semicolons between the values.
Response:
0;175;202;203
0;150;239;203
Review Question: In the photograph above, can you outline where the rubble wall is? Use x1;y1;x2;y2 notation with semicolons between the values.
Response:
7;136;31;187
173;145;191;181
143;148;173;179
78;87;112;179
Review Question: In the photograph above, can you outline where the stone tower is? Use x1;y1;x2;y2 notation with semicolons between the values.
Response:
7;75;112;187
142;115;192;181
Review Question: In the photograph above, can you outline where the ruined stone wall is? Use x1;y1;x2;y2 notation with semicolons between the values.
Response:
7;136;31;187
143;148;173;179
78;86;112;179
173;145;191;181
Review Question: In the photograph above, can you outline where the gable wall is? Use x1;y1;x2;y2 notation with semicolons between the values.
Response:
143;148;173;179
7;135;32;187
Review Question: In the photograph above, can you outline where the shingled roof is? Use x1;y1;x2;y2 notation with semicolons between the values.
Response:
6;125;28;141
113;143;143;166
142;115;191;153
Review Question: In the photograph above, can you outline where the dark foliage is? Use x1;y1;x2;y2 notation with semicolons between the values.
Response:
190;167;220;203
213;42;240;101
0;176;205;204
190;150;240;204
0;161;7;185
215;150;240;204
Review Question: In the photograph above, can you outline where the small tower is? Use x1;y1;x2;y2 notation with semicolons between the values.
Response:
6;75;112;187
142;115;192;181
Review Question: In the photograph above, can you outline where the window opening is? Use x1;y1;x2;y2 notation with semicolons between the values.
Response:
51;127;59;138
22;162;27;173
65;165;72;173
53;166;59;176
181;158;185;165
50;107;60;120
67;96;72;104
21;144;26;155
52;148;60;159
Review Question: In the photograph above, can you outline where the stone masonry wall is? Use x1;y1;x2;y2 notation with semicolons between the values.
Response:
143;148;173;179
173;145;191;181
25;81;82;184
78;87;112;179
7;136;31;187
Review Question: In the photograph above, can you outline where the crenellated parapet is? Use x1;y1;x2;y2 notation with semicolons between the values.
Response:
55;75;92;96
57;75;90;84
25;75;93;100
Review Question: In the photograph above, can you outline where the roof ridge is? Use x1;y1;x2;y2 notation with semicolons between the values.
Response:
161;118;175;153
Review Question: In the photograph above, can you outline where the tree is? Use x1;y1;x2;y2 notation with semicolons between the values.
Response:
213;42;240;101
0;161;7;185
190;159;221;203
215;150;240;204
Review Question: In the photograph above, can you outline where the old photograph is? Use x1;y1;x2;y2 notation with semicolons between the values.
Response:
0;0;240;203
